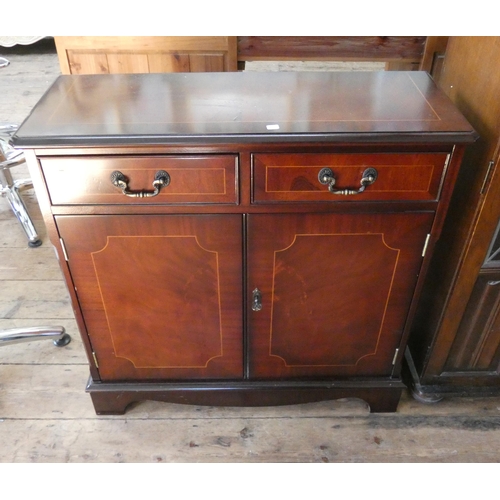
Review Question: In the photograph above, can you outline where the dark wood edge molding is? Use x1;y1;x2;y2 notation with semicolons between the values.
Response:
86;378;405;415
13;132;479;149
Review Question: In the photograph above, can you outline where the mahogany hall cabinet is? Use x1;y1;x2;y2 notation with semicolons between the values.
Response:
13;71;475;414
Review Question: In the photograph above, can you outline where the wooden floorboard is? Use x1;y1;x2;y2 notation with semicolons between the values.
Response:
1;38;500;465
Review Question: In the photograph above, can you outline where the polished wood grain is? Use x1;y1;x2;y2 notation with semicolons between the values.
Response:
253;152;448;202
247;212;434;378
55;214;243;381
13;72;476;148
41;155;238;205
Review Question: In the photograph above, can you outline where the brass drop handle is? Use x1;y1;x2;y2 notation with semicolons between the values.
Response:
110;170;170;198
252;288;262;312
318;167;378;195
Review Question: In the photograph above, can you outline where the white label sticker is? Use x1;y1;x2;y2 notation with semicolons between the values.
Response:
266;124;280;130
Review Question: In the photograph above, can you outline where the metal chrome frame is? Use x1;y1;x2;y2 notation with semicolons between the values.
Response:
0;326;71;347
0;124;41;247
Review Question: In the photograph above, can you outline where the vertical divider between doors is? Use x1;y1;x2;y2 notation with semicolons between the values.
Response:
243;213;250;379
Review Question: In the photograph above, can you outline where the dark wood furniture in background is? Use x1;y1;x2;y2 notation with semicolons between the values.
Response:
237;36;428;70
418;36;449;80
405;37;500;401
54;36;439;75
14;71;474;414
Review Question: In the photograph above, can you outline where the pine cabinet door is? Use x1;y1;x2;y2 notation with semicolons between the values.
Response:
247;212;434;378
56;215;243;381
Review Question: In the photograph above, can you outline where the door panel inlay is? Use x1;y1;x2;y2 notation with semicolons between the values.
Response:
91;235;222;368
248;212;434;378
269;233;399;366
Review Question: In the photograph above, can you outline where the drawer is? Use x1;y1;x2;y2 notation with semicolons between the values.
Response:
41;155;238;205
252;153;449;202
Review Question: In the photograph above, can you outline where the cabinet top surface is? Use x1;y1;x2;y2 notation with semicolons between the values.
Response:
14;71;476;147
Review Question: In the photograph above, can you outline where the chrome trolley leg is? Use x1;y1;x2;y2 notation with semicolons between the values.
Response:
0;124;42;247
0;326;71;347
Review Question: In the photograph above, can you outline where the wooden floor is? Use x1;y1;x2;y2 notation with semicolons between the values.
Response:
2;39;500;464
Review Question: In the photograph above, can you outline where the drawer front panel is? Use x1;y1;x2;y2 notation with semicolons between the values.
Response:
253;153;448;202
41;155;238;205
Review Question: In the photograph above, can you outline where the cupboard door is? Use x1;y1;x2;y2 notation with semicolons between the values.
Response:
56;215;243;381
247;212;434;378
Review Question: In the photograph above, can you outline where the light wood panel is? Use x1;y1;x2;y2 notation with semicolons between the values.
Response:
55;36;238;74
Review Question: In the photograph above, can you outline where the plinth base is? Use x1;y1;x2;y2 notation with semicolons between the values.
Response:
86;377;405;415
